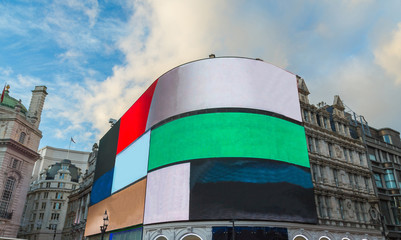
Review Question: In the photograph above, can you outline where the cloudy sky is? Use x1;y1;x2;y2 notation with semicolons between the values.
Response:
1;0;400;151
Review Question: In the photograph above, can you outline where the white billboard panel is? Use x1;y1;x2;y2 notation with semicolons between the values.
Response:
144;163;190;224
146;58;301;129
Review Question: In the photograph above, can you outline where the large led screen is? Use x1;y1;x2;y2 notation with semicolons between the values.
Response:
117;80;158;154
144;163;190;224
148;112;309;171
189;158;317;223
146;57;301;129
112;131;150;193
85;179;146;237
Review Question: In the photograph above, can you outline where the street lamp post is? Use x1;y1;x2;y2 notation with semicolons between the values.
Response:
100;210;109;240
46;224;57;240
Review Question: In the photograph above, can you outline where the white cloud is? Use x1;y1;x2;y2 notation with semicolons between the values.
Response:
0;66;13;76
374;22;401;85
48;0;292;140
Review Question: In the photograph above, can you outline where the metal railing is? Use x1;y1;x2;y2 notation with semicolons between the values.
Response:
0;210;13;219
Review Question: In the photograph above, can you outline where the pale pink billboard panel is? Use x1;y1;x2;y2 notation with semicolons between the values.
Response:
144;163;190;224
146;58;301;129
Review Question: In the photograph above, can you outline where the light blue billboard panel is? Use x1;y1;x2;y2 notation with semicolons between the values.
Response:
112;131;150;193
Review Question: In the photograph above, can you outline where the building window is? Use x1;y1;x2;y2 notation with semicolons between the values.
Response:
382;151;389;162
43;192;49;199
36;222;41;230
11;159;21;169
359;153;364;165
39;212;44;220
318;196;332;219
58;182;64;188
383;135;393;144
390;200;400;225
349;173;354;189
46;182;51;188
374;174;383;188
354;175;359;189
308;136;314;152
325;196;331;218
51;213;60;220
48;224;57;230
385;170;397;189
343;148;349;161
364;177;370;192
72;185;76;190
41;202;46;209
53;202;61;210
349;150;354;163
328;143;333;157
360;202;366;222
338;199;345;220
294;236;308;240
368;148;377;161
19;132;26;144
303;110;309;122
0;177;16;213
333;169;339;187
355;201;361;222
315;139;320;153
56;192;63;199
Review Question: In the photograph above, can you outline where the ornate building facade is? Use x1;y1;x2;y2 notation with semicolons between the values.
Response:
297;76;381;239
62;143;98;240
0;85;47;237
18;147;90;240
351;122;401;239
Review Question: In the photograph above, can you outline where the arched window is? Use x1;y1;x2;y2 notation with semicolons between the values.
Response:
294;235;308;240
19;132;26;144
0;177;16;215
319;236;330;240
180;234;202;240
155;236;168;240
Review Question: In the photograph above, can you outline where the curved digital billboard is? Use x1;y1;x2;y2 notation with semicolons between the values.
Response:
86;57;317;237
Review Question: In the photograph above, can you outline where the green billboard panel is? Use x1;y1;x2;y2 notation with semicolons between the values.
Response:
149;112;309;170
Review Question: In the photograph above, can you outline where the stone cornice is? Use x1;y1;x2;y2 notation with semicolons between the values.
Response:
0;138;40;160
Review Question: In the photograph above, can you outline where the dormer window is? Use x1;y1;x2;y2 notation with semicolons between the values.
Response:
19;132;26;144
383;135;393;144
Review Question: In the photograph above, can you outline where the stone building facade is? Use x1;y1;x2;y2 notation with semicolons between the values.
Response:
351;123;401;239
62;143;98;240
0;85;47;238
297;76;382;240
18;147;90;240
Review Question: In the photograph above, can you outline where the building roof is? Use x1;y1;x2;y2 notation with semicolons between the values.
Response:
0;89;28;114
46;159;81;183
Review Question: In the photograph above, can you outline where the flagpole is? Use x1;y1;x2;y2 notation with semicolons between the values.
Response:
67;139;71;160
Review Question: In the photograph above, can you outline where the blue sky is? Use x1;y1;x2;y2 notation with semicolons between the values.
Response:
1;0;401;151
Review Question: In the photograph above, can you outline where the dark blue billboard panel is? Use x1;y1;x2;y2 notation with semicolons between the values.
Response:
189;158;317;223
212;226;288;240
